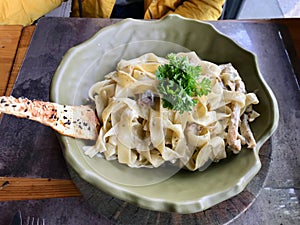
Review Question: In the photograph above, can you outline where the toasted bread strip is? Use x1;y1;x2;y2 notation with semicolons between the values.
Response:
0;96;99;140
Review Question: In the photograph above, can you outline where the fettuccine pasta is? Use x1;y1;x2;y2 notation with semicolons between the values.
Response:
83;52;259;171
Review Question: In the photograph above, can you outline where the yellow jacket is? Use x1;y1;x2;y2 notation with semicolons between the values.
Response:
0;0;225;26
71;0;225;20
0;0;63;26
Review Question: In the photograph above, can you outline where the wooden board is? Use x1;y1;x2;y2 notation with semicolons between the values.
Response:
0;26;22;96
5;26;35;95
0;177;80;201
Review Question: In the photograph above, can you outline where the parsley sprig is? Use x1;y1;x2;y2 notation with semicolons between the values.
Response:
156;53;211;113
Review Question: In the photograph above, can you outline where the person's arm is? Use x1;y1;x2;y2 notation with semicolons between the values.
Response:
0;0;63;26
167;0;225;20
145;0;225;21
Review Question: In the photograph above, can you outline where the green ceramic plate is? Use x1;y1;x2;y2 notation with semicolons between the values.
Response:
50;15;279;213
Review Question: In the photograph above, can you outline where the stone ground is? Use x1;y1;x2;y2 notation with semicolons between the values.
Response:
238;0;300;19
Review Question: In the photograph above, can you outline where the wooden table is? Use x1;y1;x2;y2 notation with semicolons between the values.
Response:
0;18;299;224
0;24;81;198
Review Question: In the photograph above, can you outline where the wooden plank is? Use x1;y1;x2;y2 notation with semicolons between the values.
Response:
274;18;300;82
285;20;300;58
5;26;35;96
271;18;300;58
0;177;81;201
0;26;22;96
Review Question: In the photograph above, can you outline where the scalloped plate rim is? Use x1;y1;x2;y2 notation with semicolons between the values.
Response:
50;15;279;214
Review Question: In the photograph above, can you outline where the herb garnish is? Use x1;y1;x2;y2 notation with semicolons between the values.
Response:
155;53;211;113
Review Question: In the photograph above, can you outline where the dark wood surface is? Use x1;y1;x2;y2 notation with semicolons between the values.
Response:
0;18;299;225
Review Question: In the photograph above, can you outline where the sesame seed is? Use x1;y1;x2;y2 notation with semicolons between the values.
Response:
64;121;71;125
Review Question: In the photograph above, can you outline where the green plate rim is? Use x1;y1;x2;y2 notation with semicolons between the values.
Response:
50;15;279;213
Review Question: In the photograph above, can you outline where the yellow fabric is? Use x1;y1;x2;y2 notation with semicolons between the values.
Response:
0;0;63;26
72;0;116;18
72;0;225;20
0;0;224;26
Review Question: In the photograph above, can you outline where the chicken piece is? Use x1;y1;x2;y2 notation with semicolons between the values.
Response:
227;102;242;152
240;113;256;148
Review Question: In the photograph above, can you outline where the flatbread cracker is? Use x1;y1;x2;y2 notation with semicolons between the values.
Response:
0;96;99;140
